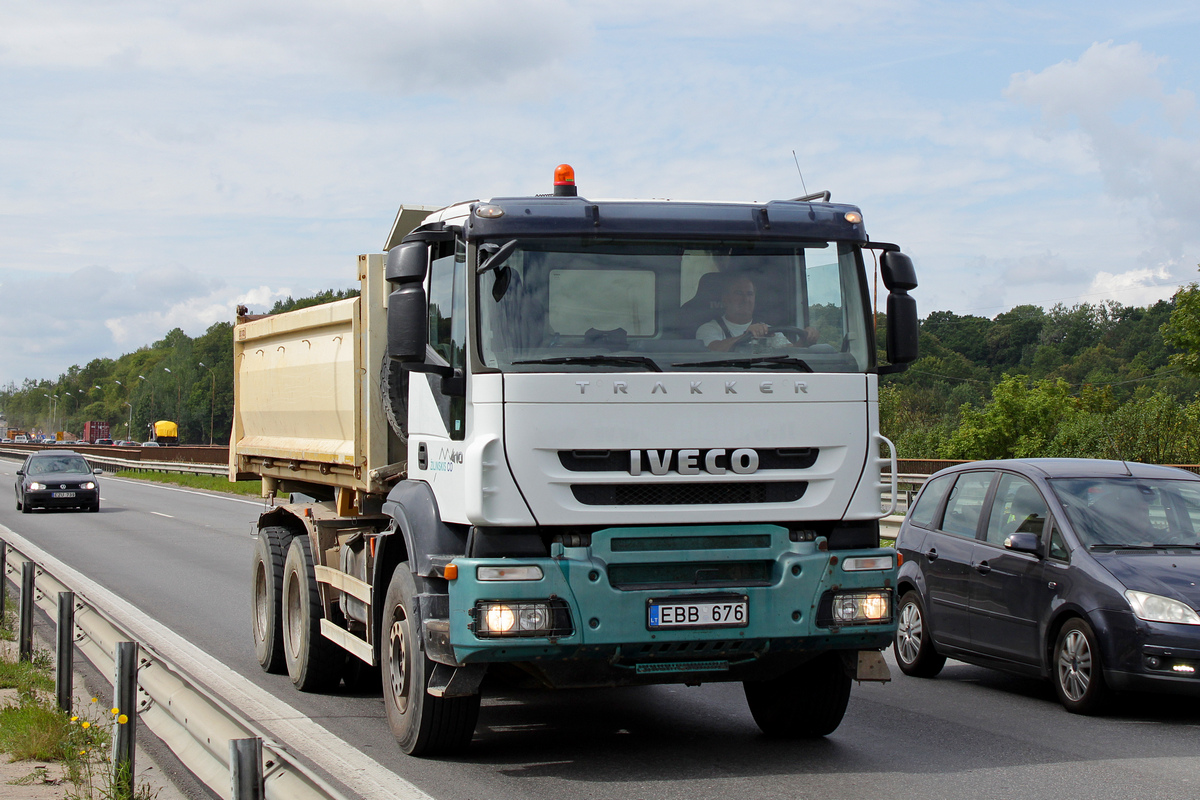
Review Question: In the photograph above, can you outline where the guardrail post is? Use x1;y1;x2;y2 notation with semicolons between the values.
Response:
56;591;75;711
230;737;265;800
111;641;139;796
19;562;34;662
0;540;7;619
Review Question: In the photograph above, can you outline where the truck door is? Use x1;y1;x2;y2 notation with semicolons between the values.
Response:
422;237;467;440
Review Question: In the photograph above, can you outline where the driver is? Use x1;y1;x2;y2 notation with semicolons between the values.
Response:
696;275;811;352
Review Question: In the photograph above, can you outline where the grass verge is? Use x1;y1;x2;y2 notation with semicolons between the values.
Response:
113;470;268;497
0;592;158;799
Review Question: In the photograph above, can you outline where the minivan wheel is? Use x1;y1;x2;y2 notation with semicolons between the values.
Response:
893;590;946;678
1053;618;1109;714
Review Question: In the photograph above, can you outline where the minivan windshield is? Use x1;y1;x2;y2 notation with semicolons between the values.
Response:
1050;477;1200;548
477;238;872;373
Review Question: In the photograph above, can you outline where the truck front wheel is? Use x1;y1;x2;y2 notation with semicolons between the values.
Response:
281;537;342;691
251;525;292;674
743;653;852;738
382;563;480;756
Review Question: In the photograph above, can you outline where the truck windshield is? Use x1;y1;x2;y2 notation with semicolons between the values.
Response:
478;238;872;373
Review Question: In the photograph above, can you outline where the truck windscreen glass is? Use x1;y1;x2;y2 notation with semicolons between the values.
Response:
476;238;871;373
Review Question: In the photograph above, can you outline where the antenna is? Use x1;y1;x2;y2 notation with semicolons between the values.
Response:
792;150;809;197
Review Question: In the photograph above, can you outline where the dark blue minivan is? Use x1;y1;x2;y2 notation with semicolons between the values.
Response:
894;458;1200;713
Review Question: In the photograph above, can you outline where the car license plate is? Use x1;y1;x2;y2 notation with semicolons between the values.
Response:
647;595;749;630
52;492;75;498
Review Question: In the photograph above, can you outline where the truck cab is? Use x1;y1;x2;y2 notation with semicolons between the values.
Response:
240;166;919;756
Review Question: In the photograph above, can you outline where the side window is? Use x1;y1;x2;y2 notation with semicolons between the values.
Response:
940;471;994;538
909;473;954;529
427;239;467;440
984;473;1049;547
1047;520;1070;562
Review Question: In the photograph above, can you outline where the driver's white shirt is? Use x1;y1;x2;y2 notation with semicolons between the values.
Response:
696;317;789;348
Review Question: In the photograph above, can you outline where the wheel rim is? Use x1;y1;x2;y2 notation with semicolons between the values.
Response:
253;561;269;642
389;614;410;713
284;570;302;658
896;600;923;665
1057;629;1091;702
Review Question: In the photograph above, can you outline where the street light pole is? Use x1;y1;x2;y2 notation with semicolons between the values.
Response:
198;362;216;446
163;367;180;426
124;402;132;443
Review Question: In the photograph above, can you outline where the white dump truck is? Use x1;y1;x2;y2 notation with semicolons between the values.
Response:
235;165;919;756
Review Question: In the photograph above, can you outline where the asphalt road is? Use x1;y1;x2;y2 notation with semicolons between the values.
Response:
2;458;1199;800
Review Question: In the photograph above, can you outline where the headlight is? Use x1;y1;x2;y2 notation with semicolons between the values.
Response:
831;591;892;624
82;482;96;490
473;600;573;638
1125;590;1200;625
28;483;45;491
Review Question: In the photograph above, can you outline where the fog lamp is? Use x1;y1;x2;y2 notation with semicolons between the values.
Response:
832;591;892;624
475;600;559;637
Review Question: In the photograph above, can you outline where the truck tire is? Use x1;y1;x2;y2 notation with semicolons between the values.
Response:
382;563;480;755
251;525;293;674
281;537;342;691
743;653;852;738
893;590;946;678
380;356;408;445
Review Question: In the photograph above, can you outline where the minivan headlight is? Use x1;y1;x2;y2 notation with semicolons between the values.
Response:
1125;590;1200;625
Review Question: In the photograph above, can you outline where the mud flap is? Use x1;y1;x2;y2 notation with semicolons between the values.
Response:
427;663;487;698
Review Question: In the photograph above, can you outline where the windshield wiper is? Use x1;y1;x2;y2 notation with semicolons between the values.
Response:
674;355;814;372
1090;543;1200;551
511;355;663;372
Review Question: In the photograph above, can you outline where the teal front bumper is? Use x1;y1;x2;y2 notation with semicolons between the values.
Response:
445;524;897;681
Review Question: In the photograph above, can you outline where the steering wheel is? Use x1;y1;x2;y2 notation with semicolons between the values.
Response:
768;326;812;345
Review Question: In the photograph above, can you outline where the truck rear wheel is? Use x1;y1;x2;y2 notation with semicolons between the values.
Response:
382;563;479;756
281;537;342;691
251;525;292;674
743;653;852;738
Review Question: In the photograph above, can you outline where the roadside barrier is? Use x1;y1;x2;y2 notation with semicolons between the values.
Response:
0;533;347;800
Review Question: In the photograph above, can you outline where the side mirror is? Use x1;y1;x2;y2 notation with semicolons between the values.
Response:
94;468;103;475
1004;532;1041;555
879;251;919;374
386;241;430;283
387;284;429;364
16;469;24;477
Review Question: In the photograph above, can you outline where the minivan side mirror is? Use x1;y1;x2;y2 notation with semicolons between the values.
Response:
1004;532;1041;555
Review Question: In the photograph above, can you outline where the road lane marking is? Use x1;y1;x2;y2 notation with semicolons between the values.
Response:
104;476;270;506
150;512;174;518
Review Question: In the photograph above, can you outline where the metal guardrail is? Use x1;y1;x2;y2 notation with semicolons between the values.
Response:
0;446;227;477
0;531;346;800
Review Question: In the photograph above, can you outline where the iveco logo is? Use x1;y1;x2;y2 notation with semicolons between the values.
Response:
629;448;759;476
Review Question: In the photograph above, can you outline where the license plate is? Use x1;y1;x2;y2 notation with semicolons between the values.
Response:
647;595;749;630
52;492;76;498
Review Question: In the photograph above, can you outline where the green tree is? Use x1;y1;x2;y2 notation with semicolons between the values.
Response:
944;376;1076;460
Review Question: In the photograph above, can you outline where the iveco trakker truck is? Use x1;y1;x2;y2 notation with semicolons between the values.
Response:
235;166;919;756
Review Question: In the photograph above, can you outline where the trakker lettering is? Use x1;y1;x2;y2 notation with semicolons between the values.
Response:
629;448;760;476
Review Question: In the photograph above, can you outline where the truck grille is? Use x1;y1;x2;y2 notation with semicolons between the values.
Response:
571;482;806;506
608;561;773;588
559;448;818;472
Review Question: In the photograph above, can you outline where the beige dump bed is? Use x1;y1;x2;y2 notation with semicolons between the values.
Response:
230;253;401;496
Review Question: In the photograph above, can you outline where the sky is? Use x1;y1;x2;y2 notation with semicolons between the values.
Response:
3;0;1200;387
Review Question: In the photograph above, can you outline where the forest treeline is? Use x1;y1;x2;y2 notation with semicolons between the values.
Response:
0;290;357;445
5;282;1200;461
881;287;1200;464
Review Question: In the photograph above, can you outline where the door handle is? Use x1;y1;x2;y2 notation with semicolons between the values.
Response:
925;548;938;562
974;561;991;575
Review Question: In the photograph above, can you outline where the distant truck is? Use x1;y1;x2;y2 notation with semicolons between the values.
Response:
83;421;111;444
234;166;920;756
148;420;179;445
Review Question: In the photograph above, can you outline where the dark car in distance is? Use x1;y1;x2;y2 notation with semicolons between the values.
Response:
14;451;102;513
894;458;1200;713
